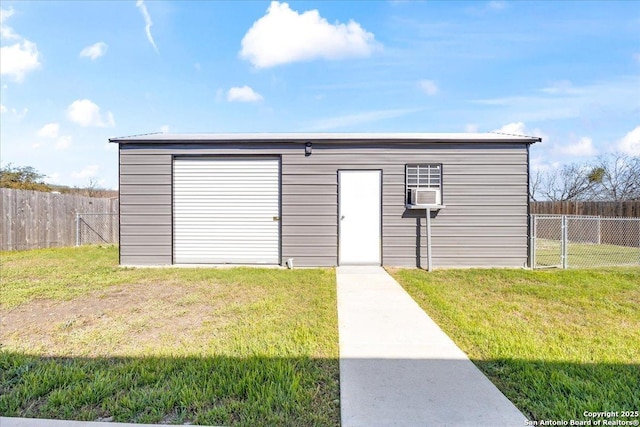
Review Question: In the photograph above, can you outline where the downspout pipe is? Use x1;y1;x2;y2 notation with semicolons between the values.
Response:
426;207;432;272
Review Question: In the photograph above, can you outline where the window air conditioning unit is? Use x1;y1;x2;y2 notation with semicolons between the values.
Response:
409;188;441;207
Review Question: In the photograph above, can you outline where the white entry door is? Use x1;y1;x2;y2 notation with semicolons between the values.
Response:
339;170;381;265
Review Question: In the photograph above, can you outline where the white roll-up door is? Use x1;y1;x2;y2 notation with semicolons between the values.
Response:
173;157;280;264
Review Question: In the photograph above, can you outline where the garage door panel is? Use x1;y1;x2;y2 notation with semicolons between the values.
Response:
173;157;280;264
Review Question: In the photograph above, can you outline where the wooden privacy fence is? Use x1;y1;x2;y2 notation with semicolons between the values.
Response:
531;201;640;217
0;188;118;251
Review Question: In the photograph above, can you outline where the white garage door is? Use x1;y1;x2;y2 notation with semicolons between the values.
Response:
173;157;280;264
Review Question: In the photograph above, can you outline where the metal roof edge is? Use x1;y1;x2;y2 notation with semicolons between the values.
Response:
109;132;540;144
489;131;542;143
109;132;163;142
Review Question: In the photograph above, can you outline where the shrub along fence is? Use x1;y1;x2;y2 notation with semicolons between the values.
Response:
0;188;118;251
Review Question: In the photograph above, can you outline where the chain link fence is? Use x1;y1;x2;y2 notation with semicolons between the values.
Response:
531;214;640;269
76;213;119;246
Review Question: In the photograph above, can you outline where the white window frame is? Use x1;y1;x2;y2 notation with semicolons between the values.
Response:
405;163;442;204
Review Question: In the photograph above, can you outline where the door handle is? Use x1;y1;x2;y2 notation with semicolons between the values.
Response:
340;215;345;220
273;216;280;221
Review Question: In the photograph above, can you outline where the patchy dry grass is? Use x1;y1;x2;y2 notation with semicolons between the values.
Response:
0;246;339;426
390;267;640;423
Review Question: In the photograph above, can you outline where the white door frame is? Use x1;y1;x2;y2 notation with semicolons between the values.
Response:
338;170;382;265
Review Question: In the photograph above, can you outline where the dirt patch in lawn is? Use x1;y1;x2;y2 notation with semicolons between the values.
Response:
1;281;261;357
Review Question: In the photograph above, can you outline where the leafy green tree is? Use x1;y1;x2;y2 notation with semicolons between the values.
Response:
0;163;52;192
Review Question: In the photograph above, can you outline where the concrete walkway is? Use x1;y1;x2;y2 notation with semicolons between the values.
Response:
337;266;527;427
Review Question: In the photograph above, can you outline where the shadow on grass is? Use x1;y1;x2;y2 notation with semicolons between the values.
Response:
0;351;339;427
2;351;638;426
472;358;640;422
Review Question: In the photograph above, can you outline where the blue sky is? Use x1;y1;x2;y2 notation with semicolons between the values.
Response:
1;0;639;190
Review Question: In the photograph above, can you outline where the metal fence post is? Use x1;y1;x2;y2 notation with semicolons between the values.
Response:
561;215;568;269
76;212;80;247
530;215;537;269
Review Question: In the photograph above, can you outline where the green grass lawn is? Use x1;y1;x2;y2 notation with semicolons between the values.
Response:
535;238;640;268
390;267;640;422
0;246;339;426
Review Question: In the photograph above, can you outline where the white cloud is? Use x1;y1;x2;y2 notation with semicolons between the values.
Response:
311;108;420;131
35;122;72;150
530;156;560;174
618;126;640;155
1;40;41;82
55;135;72;150
465;123;479;132
80;42;108;60
556;136;597;157
487;1;507;10
106;111;115;126
540;80;581;95
0;7;19;40
67;99;115;127
160;125;170;133
37;122;60;138
418;79;439;96
240;1;379;68
0;8;41;82
2;105;28;118
227;86;263;103
494;122;526;135
472;76;640;123
136;0;158;53
493;122;547;140
71;164;100;179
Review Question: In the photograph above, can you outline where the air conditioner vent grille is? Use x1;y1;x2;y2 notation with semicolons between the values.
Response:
416;190;437;205
409;188;441;206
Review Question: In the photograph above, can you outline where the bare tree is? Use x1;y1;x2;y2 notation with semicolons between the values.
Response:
86;178;100;198
532;153;639;201
529;169;543;201
541;163;600;201
591;153;640;201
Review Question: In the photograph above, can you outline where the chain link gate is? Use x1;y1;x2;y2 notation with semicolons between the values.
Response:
76;213;119;246
531;215;563;268
532;214;640;269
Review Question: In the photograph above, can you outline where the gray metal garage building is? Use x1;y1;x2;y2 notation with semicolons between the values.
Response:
110;133;540;268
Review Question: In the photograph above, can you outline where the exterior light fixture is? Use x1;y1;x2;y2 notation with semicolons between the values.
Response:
305;141;312;156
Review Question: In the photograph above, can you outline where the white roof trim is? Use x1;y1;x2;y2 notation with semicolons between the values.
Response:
110;132;540;143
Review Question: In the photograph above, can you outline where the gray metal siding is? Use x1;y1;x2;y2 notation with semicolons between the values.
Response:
119;142;529;267
119;150;172;265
